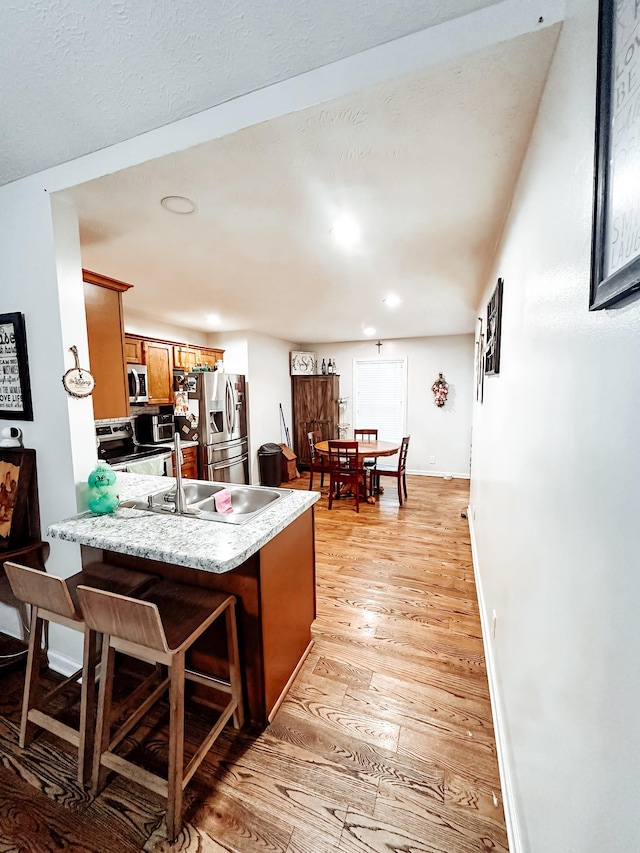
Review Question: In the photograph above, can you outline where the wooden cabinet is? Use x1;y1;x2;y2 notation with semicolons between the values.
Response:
198;347;224;370
172;445;198;479
143;340;174;405
124;336;143;364
83;271;131;420
173;345;200;371
292;375;340;467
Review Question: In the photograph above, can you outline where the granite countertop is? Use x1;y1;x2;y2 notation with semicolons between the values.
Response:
48;473;319;575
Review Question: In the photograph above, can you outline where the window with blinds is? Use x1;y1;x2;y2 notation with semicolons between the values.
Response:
353;358;407;441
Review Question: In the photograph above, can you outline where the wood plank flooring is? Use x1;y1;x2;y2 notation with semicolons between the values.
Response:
0;473;508;852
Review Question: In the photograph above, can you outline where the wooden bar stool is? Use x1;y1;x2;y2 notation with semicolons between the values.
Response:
77;579;244;842
3;560;158;785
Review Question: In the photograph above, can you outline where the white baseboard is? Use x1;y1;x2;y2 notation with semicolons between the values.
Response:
407;469;470;479
467;506;524;853
48;650;81;678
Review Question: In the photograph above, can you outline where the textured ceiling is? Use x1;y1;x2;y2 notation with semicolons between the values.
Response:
64;25;559;343
1;0;503;186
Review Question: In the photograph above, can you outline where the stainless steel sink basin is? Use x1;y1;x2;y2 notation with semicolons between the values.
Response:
119;481;292;525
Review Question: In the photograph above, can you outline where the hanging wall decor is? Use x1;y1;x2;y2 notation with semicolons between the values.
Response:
476;317;485;403
62;345;95;398
0;313;33;421
591;0;640;308
431;373;449;407
485;278;503;376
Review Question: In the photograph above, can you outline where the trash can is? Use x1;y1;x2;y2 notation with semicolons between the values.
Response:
258;443;283;487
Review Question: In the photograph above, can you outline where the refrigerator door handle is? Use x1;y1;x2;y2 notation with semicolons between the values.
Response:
210;454;247;472
225;378;235;434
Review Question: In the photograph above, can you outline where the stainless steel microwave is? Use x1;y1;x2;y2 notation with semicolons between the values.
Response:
127;364;149;403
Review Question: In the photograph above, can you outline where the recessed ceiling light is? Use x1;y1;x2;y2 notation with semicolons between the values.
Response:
363;326;376;336
383;294;401;308
160;195;197;214
206;313;221;326
330;214;361;249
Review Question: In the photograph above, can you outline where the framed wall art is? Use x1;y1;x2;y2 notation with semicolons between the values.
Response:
485;278;503;376
591;0;640;309
0;313;33;421
290;351;316;375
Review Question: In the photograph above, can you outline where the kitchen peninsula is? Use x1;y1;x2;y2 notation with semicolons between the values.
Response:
48;473;319;725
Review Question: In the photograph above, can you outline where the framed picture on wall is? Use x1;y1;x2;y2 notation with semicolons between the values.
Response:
0;312;33;421
485;278;503;376
591;0;640;309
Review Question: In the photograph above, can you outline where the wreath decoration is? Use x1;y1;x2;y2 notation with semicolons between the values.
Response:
431;373;449;407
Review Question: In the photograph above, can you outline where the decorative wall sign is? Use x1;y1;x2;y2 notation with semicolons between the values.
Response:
0;313;33;421
290;351;316;375
591;0;640;308
62;345;95;398
485;278;503;376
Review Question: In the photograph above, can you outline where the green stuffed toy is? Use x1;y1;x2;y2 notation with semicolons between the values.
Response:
87;463;119;514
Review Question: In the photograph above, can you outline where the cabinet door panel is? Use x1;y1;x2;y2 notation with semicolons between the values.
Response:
143;341;174;404
84;282;128;419
124;336;143;364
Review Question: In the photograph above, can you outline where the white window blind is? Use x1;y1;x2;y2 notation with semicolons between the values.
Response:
353;358;407;441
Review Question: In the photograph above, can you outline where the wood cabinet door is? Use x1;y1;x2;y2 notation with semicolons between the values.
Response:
143;341;174;404
173;346;200;371
84;281;129;420
124;336;143;364
198;348;223;369
172;446;198;479
292;376;339;466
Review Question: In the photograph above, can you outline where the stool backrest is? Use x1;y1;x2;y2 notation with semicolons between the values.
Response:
4;561;79;620
77;585;169;652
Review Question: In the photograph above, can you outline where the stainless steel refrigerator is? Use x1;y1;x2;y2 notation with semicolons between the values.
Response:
187;372;249;484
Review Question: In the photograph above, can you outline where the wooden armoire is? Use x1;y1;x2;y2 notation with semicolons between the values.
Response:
292;375;340;467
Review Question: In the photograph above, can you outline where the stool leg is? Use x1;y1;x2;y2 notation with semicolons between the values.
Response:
78;626;99;786
166;652;185;842
92;635;115;796
225;603;244;729
20;609;44;748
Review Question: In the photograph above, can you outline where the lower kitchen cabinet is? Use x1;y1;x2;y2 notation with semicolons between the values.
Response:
173;445;198;479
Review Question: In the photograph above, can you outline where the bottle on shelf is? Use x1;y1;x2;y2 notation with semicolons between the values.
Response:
327;359;333;374
321;359;327;375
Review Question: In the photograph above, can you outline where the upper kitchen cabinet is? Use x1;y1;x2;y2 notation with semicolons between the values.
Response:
142;340;174;404
173;345;200;371
124;336;143;364
292;375;340;467
198;347;224;370
83;270;131;420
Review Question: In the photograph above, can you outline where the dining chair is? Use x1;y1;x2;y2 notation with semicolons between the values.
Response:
307;430;329;490
353;428;378;472
327;440;366;512
369;435;411;506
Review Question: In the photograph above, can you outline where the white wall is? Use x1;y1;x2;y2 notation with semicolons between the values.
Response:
307;335;474;477
209;331;295;484
124;309;211;347
470;2;640;851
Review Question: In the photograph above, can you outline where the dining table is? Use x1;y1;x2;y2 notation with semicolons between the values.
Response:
314;439;401;503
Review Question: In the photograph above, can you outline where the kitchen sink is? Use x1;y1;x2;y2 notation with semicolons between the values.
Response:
119;481;292;525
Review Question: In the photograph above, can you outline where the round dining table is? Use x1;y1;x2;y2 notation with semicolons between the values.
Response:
314;439;401;503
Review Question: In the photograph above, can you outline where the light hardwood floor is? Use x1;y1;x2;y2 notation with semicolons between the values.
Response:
0;473;508;852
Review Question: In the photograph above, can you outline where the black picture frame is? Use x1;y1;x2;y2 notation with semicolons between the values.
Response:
485;278;503;376
591;0;640;309
0;313;33;421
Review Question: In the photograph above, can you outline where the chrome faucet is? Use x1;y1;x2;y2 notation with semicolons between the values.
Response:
173;431;186;514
